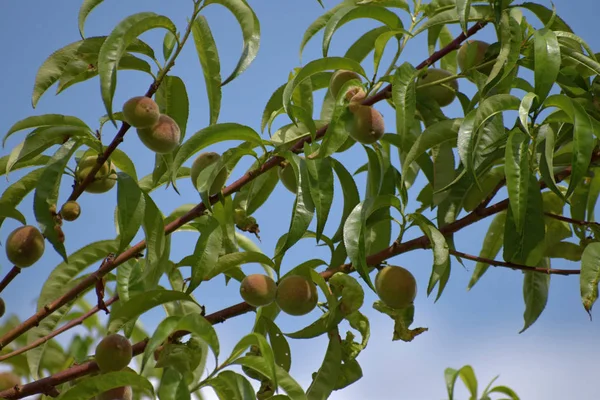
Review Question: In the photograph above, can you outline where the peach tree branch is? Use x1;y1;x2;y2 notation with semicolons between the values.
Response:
0;266;21;294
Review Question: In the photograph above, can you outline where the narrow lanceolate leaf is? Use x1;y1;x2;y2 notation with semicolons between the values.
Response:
344;195;402;291
533;28;560;104
305;145;334;242
108;290;201;334
192;16;221;125
170;123;263;186
410;214;450;300
504;130;530;233
32;36;106;108
110;148;138;181
204;0;260;85
37;240;119;308
300;1;353;59
0;207;26;225
204;371;254;400
56;371;154;400
0;154;49;177
543;95;595;198
538;124;563;200
322;5;403;57
373;29;407;74
279;154;315;256
187;216;223;293
116;173;145;252
306;333;342;400
155;75;190;140
520;259;551;333
140;190;167;289
330;159;360;243
33;141;81;262
78;0;105;38
282;57;366;121
3;114;90;147
162;31;177;62
518;92;537;135
503;175;545;266
345;26;391;63
0;169;44;231
456;0;473;33
393;62;418;141
233;163;279;216
468;212;506;290
207;251;274;281
98;12;176;123
580;242;600;315
233;356;307;400
413;5;493;36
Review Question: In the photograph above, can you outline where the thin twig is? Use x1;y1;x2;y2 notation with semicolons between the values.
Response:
0;296;119;362
0;266;21;294
544;212;600;228
448;249;580;275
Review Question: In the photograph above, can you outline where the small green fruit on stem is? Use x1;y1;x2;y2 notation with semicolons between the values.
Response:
60;201;81;221
5;225;45;268
94;334;133;373
136;114;181;154
190;152;228;195
276;275;318;316
240;274;277;307
416;68;459;107
375;265;417;309
122;96;160;128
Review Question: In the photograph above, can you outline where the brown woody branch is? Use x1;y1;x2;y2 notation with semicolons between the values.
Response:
0;266;21;294
544;212;600;228
0;296;119;362
448;249;580;275
0;22;490;399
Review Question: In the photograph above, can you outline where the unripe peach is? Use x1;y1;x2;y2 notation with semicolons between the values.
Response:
75;156;117;194
375;265;417;309
417;68;458;107
278;162;297;194
122;96;160;128
346;105;385;144
136;114;181;154
95;334;133;373
0;372;20;391
60;201;81;221
96;386;132;400
5;225;45;268
329;70;362;99
457;40;492;74
190;152;228;195
276;275;318;316
240;274;277;307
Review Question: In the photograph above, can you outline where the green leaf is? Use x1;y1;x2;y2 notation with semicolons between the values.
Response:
504;129;530;233
158;368;190;400
345;26;391;63
487;385;521;400
374;29;408;74
300;1;353;59
116;173;145;252
156;75;190;140
98;12;176;124
533;28;560;104
110;148;138;181
3;114;90;146
78;0;104;38
207;252;274;281
223;333;278;389
306;332;342;400
188;216;223;292
393;62;418;142
543;95;595;198
410;213;450;300
402;118;462;181
108;290;201;334
538;124;563;201
344;195;402;291
259;318;291;372
233;356;307;400
233;163;279;216
456;0;472;33
32;36;106;108
0;206;26;225
518;2;573;32
171;123;263;187
468;212;506;290
322;5;402;57
330;159;360;243
277;154;315;257
0;154;49;177
282;57;367;122
192;16;221;125
580;242;600;315
413;5;493;36
204;371;255;400
463;166;504;212
204;0;260;85
56;371;154;400
163;31;177;62
305;146;334;242
33;141;81;262
503;174;545;266
520;260;550;333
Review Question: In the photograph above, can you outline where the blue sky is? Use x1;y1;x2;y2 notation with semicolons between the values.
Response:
1;1;599;399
